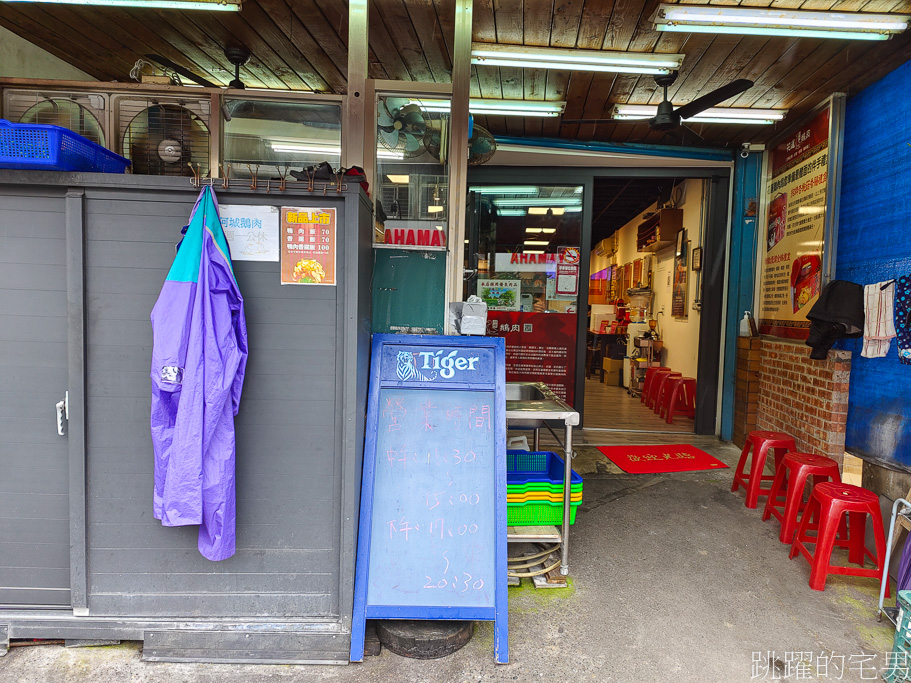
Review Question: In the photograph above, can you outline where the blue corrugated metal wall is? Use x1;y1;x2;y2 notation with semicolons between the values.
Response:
836;59;911;468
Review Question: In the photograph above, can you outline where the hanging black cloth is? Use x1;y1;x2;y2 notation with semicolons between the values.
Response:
805;280;864;360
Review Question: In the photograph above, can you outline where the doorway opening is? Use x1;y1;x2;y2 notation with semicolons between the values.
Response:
584;176;708;435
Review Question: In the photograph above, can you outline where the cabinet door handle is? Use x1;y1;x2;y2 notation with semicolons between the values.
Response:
55;391;68;437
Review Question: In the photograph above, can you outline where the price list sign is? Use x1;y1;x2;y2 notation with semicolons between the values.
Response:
280;206;336;286
350;334;507;664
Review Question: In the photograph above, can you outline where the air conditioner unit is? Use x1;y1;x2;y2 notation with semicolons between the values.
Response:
2;89;109;147
112;94;210;177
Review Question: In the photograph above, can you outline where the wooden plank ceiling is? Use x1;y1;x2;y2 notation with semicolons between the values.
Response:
2;0;911;148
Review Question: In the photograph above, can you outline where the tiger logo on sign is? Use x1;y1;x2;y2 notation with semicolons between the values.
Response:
396;351;432;382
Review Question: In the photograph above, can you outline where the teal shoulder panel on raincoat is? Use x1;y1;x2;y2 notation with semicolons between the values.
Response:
166;187;235;284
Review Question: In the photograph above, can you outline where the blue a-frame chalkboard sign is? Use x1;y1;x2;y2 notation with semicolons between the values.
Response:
350;334;508;663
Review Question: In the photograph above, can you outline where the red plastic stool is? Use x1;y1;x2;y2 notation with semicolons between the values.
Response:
789;482;889;595
659;375;684;419
731;431;796;509
645;369;672;409
762;452;841;543
665;377;696;424
653;372;681;415
640;366;670;403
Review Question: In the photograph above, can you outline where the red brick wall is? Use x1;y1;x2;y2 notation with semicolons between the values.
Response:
756;340;851;464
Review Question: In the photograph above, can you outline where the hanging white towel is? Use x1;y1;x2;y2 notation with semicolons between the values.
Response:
862;280;896;358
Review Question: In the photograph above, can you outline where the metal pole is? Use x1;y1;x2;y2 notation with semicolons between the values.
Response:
879;497;909;622
344;0;368;169
560;425;573;575
446;0;473;319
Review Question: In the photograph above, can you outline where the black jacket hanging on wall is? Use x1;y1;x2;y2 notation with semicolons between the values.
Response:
805;279;864;360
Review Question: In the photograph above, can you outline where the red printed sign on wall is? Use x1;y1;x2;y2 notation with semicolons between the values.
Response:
486;311;577;404
771;107;829;178
383;227;447;247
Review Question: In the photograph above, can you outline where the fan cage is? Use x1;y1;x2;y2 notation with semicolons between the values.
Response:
2;89;107;147
114;95;210;177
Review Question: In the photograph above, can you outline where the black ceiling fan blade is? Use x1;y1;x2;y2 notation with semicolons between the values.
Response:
674;79;753;121
144;54;218;89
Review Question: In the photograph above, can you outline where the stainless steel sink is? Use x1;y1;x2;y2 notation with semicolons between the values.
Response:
505;381;579;428
505;383;547;401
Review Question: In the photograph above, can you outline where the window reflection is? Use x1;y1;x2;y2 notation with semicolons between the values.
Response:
465;184;583;404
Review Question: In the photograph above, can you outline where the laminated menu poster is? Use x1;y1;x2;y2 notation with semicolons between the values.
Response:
486;311;577;404
280;207;336;285
758;105;831;338
477;278;521;311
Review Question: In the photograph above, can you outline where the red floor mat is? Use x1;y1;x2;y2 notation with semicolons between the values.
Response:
597;444;730;474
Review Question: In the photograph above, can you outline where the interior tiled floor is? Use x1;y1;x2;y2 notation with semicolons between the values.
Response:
582;376;693;433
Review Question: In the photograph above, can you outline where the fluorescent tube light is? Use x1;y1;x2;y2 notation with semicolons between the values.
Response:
271;143;341;154
471;186;539;195
564;208;581;214
654;4;908;40
498;209;528;217
1;0;240;7
471;43;684;75
377;150;405;160
387;175;410;184
411;98;565;118
612;104;787;125
468;99;565;117
494;197;582;207
524;240;550;246
524;250;545;255
528;207;565;215
540;228;557;233
427;206;444;213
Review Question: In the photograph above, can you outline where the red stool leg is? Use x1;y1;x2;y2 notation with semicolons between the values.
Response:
761;459;789;522
807;498;840;591
745;442;772;509
731;440;752;493
666;382;683;424
790;493;820;560
778;468;811;544
846;511;867;566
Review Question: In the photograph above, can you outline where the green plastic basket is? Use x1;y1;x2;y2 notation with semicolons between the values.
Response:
507;482;583;494
507;498;581;526
506;450;583;526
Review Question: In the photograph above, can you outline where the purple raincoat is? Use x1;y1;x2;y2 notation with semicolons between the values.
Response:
150;186;248;561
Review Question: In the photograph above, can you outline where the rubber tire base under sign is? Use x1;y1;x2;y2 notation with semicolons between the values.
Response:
376;620;473;659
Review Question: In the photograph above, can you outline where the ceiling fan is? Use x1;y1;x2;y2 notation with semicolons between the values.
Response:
562;71;753;133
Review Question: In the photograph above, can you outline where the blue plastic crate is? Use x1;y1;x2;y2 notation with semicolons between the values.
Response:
0;119;130;173
506;450;583;488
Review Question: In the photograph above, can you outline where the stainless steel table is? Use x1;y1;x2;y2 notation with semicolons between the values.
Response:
505;382;580;575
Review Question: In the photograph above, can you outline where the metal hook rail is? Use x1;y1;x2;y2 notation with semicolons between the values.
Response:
187;163;349;194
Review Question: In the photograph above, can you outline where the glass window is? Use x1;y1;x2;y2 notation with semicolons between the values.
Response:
465;184;584;404
222;98;341;179
375;95;450;246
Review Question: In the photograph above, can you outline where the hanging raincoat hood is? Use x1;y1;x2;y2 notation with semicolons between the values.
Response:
150;186;248;561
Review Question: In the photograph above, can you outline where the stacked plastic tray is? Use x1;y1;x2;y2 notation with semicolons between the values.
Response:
0;119;130;173
506;450;583;526
885;590;911;682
